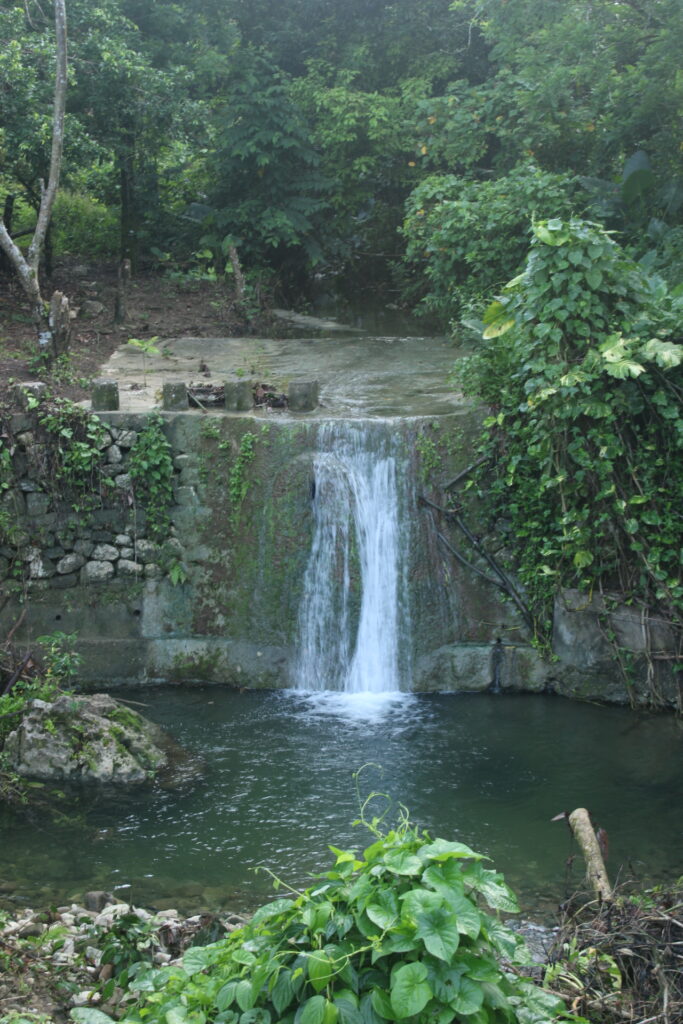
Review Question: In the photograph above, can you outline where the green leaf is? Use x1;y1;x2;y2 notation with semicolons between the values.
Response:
383;849;423;875
515;980;567;1018
400;888;443;921
370;988;394;1021
366;890;399;930
456;953;502;983
585;268;603;289
485;919;527;961
298;996;328;1024
217;982;238;1011
449;977;484;1015
236;979;257;1012
448;892;482;939
641;338;682;369
240;1011;271;1024
418;839;482;862
415;907;460;961
604;359;645;379
307;951;335;993
428;963;462;1004
422;862;465;900
390;962;432;1018
183;946;223;975
333;998;362;1024
70;1011;115;1024
271;971;294;1016
165;1009;188;1024
533;222;569;246
483;317;515;339
251;898;294;925
463;865;519;912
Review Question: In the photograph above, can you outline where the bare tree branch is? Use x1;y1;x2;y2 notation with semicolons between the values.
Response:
0;0;68;339
27;0;67;277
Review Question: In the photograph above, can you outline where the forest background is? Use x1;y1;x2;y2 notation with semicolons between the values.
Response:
2;0;682;314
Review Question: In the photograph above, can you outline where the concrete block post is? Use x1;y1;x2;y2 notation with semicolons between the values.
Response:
14;382;47;410
288;380;319;412
224;379;253;411
162;382;188;411
91;379;120;411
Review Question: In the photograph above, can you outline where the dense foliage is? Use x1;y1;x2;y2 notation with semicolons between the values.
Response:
455;218;683;652
403;166;580;320
120;815;579;1024
2;0;681;300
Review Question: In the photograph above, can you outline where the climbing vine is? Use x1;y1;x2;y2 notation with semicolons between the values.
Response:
456;219;683;653
129;413;174;542
37;398;110;504
229;431;257;522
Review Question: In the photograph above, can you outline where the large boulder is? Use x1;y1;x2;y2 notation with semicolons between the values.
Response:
3;693;170;785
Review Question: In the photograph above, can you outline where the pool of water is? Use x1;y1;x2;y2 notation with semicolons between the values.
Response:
1;688;681;917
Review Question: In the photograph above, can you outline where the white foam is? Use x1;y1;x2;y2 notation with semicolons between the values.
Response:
284;688;417;724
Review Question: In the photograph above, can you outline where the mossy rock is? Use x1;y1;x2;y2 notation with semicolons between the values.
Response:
2;693;194;787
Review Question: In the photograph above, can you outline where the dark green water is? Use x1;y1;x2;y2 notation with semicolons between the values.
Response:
1;687;681;917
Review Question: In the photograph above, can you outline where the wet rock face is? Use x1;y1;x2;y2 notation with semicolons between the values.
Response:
3;693;168;785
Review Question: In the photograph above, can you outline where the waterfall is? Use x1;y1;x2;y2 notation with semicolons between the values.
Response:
294;421;412;693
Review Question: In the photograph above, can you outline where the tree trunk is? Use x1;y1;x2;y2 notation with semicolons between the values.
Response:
0;195;15;275
568;808;613;902
120;150;137;270
115;258;132;323
26;0;67;278
0;0;68;358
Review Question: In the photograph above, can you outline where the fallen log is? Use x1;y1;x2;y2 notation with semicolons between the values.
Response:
561;807;613;902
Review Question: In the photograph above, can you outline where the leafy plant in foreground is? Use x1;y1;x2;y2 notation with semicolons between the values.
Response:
120;809;580;1024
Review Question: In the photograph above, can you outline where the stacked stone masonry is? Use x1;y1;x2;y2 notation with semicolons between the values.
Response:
1;420;173;590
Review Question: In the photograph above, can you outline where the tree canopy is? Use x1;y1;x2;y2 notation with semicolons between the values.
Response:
1;0;681;302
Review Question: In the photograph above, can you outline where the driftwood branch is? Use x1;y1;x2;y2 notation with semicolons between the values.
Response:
556;808;613;901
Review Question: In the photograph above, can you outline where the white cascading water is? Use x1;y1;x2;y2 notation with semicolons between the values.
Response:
295;421;412;695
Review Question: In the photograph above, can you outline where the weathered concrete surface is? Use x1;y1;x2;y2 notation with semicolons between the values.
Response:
94;331;469;417
1;408;531;693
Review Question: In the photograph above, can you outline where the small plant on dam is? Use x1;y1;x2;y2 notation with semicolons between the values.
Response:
229;430;257;523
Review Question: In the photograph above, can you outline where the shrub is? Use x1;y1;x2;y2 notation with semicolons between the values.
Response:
402;165;580;324
121;814;578;1024
51;191;118;261
455;218;683;652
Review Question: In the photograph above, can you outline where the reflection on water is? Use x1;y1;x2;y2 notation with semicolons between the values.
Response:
0;688;681;916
